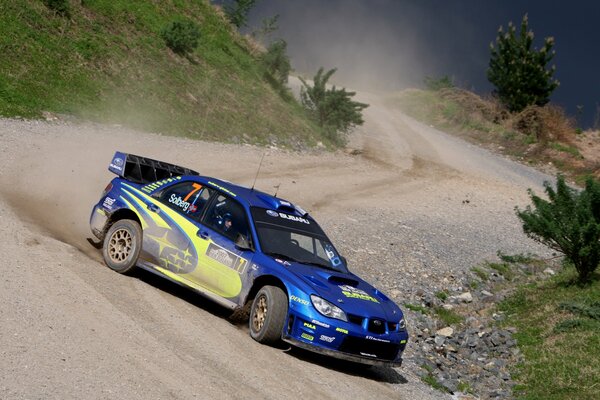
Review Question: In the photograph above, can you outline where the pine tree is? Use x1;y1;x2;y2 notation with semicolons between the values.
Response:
488;14;559;112
516;175;600;282
261;39;291;87
299;68;368;141
224;0;257;28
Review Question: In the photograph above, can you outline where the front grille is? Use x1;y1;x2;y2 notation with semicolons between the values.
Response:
339;336;400;361
368;318;386;334
347;314;364;326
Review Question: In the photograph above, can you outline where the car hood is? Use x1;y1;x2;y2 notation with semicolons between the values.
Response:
284;261;402;322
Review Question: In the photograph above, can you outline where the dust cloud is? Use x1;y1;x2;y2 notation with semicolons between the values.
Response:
249;0;489;93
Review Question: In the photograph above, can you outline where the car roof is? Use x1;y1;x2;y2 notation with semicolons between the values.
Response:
183;175;309;217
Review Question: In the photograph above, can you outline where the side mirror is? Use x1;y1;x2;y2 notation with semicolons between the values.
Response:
235;234;252;251
340;256;347;266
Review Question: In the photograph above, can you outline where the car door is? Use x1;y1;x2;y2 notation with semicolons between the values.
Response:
138;180;214;275
191;192;254;301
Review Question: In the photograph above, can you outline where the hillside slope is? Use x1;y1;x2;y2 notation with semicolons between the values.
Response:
0;0;323;146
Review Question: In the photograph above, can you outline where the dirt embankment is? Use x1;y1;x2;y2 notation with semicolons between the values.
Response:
0;89;552;399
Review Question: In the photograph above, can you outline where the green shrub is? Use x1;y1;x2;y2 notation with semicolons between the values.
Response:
487;14;559;112
516;175;600;282
497;251;536;264
161;19;201;55
44;0;71;17
261;39;291;88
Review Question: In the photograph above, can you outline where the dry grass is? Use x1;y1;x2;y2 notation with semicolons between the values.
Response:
392;88;599;183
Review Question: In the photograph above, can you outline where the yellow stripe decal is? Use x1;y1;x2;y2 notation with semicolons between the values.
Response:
122;188;171;230
119;195;148;230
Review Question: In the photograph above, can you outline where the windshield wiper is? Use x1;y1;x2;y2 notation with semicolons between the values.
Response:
265;252;300;263
296;259;339;271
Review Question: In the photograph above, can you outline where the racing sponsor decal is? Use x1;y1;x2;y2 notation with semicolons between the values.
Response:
311;319;330;329
169;194;191;211
359;352;377;358
205;242;247;274
301;333;314;341
141;176;182;194
319;335;335;343
290;295;309;306
102;196;116;210
324;244;342;267
207;181;237;197
339;285;380;303
265;209;310;224
366;335;391;343
278;213;310;224
335;327;348;334
303;322;316;330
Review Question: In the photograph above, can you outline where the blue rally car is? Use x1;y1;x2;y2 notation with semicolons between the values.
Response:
90;152;408;366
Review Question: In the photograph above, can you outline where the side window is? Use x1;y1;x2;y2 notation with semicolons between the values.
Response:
159;181;213;220
203;194;249;242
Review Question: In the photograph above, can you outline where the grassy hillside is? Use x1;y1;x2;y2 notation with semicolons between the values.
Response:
0;1;325;147
390;88;600;184
499;268;600;399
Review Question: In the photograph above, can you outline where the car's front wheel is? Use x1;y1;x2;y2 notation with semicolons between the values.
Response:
249;285;288;344
102;219;142;274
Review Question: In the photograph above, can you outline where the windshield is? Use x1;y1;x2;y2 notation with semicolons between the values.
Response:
251;207;347;273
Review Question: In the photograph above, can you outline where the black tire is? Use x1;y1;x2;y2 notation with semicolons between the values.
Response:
249;285;288;344
102;219;142;274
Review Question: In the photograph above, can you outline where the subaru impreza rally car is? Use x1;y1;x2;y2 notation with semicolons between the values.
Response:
90;152;408;366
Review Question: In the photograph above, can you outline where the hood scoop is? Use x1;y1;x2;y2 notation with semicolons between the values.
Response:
328;275;360;287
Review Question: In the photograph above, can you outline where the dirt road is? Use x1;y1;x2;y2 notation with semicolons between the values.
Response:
0;89;551;399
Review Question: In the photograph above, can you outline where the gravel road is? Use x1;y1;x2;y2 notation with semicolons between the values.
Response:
0;89;553;399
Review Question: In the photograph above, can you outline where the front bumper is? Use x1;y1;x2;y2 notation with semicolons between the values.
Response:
283;335;403;367
283;310;407;367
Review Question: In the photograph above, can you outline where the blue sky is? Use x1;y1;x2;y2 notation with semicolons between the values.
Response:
242;0;600;128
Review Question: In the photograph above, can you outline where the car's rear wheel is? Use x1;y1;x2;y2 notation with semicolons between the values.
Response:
249;285;288;344
102;219;142;274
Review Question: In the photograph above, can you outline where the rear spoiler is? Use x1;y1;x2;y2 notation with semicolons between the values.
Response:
108;151;199;184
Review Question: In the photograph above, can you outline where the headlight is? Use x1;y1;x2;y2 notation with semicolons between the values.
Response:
399;317;406;330
310;295;347;322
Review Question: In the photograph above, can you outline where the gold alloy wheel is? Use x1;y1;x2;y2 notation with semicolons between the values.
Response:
108;228;133;263
252;294;268;332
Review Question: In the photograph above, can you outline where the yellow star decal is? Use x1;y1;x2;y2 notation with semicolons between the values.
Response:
182;247;192;259
148;231;179;256
170;252;183;264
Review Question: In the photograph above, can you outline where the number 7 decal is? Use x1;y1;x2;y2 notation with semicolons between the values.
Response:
184;183;203;201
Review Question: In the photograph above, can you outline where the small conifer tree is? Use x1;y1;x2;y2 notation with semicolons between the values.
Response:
299;68;368;142
224;0;257;28
516;175;600;282
488;14;559;112
261;39;291;87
